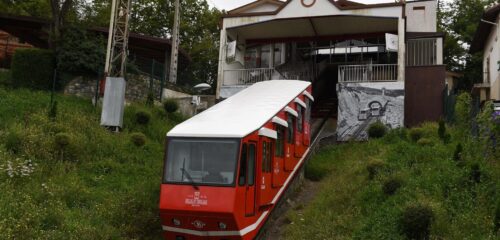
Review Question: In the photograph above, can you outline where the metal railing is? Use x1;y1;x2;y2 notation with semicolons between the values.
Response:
222;68;275;86
406;38;437;66
338;64;398;82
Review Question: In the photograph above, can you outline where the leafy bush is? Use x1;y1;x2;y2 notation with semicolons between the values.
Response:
495;201;500;233
453;143;463;162
11;48;55;90
382;177;402;196
146;92;155;107
366;160;385;180
130;133;146;147
163;99;179;113
409;128;424;142
5;130;22;154
400;204;434;240
455;92;471;130
0;70;11;87
469;163;481;184
54;133;71;150
438;119;446;139
48;101;58;120
57;27;106;77
417;138;434;147
367;121;387;139
135;110;151;125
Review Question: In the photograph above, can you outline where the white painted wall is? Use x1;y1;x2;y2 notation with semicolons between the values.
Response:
406;1;437;32
482;13;500;100
276;0;401;19
244;3;281;13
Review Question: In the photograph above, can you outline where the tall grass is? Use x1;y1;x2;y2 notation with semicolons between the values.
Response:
0;87;181;239
286;122;499;239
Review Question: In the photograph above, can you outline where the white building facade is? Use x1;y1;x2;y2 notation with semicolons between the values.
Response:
471;4;500;102
216;0;446;140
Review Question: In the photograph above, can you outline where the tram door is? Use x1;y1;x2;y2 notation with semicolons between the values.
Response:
284;114;295;171
295;104;304;157
303;98;311;146
258;137;273;206
241;142;256;216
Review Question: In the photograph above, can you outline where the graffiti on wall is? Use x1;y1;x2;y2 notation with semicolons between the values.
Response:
337;82;405;141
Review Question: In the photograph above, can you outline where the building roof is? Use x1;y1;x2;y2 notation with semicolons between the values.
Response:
167;80;311;138
223;0;403;18
470;4;500;53
0;14;191;64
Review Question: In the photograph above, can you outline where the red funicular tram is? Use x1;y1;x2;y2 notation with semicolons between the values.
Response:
159;80;314;240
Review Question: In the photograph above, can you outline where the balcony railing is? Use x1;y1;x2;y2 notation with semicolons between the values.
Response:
338;64;398;83
222;68;275;86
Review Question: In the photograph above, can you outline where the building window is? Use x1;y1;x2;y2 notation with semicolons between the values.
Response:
406;38;437;66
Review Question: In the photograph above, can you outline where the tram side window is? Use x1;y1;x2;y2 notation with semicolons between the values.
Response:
262;141;272;173
287;114;294;144
248;144;256;186
275;125;285;157
305;98;311;123
238;144;247;186
297;105;303;133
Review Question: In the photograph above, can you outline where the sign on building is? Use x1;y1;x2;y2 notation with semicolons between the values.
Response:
385;33;399;52
226;41;236;62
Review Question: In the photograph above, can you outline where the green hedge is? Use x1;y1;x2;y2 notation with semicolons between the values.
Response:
11;48;55;90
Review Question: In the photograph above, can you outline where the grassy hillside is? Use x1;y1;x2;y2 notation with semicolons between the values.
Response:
286;122;500;239
0;87;181;239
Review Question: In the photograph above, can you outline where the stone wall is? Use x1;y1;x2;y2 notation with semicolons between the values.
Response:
64;74;163;102
63;74;216;118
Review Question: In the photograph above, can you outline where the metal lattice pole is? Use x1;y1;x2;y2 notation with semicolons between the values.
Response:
106;0;132;77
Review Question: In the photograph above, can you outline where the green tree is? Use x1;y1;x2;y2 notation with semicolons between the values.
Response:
438;0;496;90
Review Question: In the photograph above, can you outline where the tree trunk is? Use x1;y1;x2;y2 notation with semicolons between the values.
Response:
49;0;73;51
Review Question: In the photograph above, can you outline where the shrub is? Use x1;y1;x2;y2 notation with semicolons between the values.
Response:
367;121;387;139
453;143;463;162
11;48;55;90
366;160;385;180
5;130;22;154
400;204;434;240
146;92;155;106
130;133;146;147
409;128;424;142
0;70;11;86
417;138;434;147
48;101;58;120
135;110;151;125
382;177;402;196
54;133;71;150
495;201;500;233
455;92;471;131
163;99;179;113
469;163;481;184
438;119;446;139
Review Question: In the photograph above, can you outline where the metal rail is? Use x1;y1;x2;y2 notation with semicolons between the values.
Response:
406;38;437;67
338;64;397;83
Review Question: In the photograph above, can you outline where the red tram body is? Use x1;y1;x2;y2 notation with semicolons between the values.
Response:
159;80;314;240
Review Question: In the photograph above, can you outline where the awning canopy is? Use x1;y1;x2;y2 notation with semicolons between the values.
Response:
227;15;398;44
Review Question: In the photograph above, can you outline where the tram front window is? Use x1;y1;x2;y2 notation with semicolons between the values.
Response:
164;138;239;186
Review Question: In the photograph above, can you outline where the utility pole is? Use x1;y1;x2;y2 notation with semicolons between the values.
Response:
168;0;181;84
101;0;132;131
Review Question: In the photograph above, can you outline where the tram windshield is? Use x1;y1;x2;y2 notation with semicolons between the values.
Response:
164;138;240;186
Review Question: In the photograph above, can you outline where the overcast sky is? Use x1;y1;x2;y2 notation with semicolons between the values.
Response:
207;0;396;11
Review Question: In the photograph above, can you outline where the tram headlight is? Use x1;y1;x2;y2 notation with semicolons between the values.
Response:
218;222;227;230
172;218;181;226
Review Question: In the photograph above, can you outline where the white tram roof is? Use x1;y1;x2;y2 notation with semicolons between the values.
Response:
167;80;312;138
